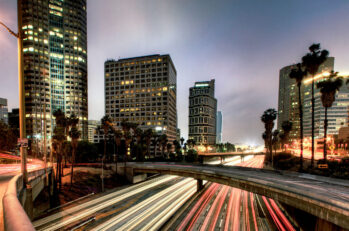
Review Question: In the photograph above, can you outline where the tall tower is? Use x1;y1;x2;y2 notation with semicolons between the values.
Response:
104;54;177;142
188;79;217;145
20;0;88;144
277;58;335;143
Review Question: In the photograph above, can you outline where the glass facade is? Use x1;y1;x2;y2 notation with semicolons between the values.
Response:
21;0;88;144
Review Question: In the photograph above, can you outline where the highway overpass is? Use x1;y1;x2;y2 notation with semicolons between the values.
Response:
127;162;349;229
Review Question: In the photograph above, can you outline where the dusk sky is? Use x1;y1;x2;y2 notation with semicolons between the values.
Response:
1;0;349;145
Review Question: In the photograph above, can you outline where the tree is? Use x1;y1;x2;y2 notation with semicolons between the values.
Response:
302;43;329;167
52;109;66;190
69;125;80;188
101;115;111;192
317;71;342;160
261;109;277;163
113;129;122;170
151;134;159;158
166;143;172;158
144;129;154;159
159;134;168;159
289;63;307;170
0;121;18;151
281;121;293;151
272;130;280;158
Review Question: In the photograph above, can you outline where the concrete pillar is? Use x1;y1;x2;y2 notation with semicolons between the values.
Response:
197;179;203;192
24;185;33;220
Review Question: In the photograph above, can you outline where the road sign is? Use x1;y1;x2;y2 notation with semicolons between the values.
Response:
17;138;28;148
318;163;328;169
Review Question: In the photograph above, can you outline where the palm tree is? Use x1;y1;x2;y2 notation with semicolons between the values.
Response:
144;129;154;159
52;109;66;190
69;125;80;188
261;109;277;163
302;43;329;167
101;115;111;192
159;134;168;159
272;130;280;158
281;121;293;151
289;63;307;170
316;71;342;160
166;143;172;158
151;134;159;158
113;129;122;171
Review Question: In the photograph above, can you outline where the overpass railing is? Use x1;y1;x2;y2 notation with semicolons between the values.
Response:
3;168;52;231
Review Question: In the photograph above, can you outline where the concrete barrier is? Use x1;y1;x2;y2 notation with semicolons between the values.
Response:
2;175;34;231
3;168;52;231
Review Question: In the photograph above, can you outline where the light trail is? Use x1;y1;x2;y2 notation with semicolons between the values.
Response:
93;177;196;230
34;175;179;230
174;155;296;231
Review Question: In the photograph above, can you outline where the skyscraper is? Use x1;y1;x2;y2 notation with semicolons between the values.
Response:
21;0;88;143
277;64;300;142
104;54;177;142
277;58;339;143
88;120;100;143
216;111;222;143
188;79;217;145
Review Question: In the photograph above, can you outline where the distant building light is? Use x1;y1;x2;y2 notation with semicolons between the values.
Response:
195;83;209;87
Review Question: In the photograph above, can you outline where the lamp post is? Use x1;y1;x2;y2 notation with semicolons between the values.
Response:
0;0;27;184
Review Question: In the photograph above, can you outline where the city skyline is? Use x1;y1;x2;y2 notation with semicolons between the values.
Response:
2;0;349;145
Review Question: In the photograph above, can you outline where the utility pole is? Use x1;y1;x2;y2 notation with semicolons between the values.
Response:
0;0;27;184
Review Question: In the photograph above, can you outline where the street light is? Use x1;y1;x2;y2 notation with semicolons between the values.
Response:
0;0;28;184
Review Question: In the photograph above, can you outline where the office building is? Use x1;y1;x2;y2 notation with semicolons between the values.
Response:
216;111;222;143
277;58;349;143
88;120;100;143
104;54;177;142
20;0;88;143
0;98;8;124
277;64;300;142
188;79;217;145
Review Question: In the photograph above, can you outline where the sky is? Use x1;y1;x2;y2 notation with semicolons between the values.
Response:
1;0;349;145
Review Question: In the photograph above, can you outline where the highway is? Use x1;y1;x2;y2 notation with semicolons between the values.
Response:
166;156;297;231
33;155;297;231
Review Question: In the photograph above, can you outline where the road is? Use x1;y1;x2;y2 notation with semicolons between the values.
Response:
33;156;297;231
165;155;297;231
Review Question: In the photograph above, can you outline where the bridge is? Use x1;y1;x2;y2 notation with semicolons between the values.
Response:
127;162;349;229
2;161;349;230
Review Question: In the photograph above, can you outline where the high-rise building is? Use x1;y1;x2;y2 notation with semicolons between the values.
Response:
104;54;177;142
277;58;346;143
277;64;299;142
21;0;88;143
188;79;217;145
216;111;222;143
0;98;8;124
303;58;336;138
88;120;100;143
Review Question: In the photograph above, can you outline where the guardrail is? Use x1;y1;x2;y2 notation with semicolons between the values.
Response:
3;168;52;231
